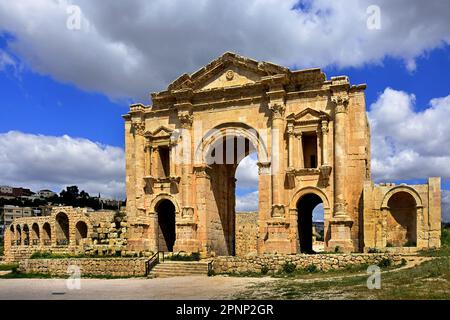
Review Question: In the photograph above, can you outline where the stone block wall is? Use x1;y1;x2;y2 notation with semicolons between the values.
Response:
19;258;147;277
212;253;402;274
235;212;258;257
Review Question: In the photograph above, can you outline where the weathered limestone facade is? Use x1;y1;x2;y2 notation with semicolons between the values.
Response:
123;52;441;256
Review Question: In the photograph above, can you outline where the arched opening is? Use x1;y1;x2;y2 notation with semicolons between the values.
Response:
31;223;40;246
156;200;176;252
206;134;258;256
9;225;15;246
42;222;51;246
235;152;259;257
16;225;21;245
56;212;69;245
386;192;417;247
297;193;323;253
23;224;30;246
75;221;88;245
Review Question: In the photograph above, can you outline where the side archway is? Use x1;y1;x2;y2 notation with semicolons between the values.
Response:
31;223;40;246
75;221;89;245
55;212;70;245
382;188;420;247
42;222;51;246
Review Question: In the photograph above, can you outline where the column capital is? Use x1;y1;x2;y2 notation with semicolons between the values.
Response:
257;161;271;175
321;119;329;133
178;110;193;129
269;103;286;120
331;94;349;114
132;121;145;136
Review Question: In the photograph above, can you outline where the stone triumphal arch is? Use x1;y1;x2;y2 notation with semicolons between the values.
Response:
123;52;441;256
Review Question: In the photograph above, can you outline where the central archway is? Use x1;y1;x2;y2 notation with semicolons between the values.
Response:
196;123;267;256
156;199;176;252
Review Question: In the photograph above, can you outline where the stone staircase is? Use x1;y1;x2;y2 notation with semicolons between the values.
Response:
148;261;209;278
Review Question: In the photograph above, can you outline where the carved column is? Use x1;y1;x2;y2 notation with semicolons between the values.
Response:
269;102;286;215
194;165;211;256
296;131;304;168
316;129;321;168
328;93;353;252
132;121;146;214
321;120;329;166
287;123;294;169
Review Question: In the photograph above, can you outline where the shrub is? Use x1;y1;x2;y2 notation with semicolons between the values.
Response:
400;258;407;267
367;248;381;253
260;265;269;275
167;252;200;261
281;261;296;274
305;264;318;273
377;258;392;268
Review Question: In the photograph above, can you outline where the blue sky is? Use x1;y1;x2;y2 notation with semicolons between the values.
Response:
0;1;449;221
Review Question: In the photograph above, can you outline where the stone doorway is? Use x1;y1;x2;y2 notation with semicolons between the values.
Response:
297;193;323;253
156;199;176;252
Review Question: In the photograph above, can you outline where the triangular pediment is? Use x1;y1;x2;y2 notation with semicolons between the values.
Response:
146;126;173;138
287;108;330;122
167;52;289;92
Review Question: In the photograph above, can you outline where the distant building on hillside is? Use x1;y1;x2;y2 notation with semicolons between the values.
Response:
0;186;13;195
1;205;35;227
37;189;57;198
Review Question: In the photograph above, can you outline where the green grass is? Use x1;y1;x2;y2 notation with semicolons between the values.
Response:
0;263;18;271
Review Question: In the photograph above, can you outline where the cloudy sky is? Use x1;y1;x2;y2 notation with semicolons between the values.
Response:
0;0;449;220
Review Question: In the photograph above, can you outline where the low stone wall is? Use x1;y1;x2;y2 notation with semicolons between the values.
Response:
19;258;147;277
213;253;403;274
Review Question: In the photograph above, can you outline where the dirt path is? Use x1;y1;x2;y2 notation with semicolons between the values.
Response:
0;275;272;300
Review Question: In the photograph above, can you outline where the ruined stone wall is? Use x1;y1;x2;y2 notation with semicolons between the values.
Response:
213;253;402;274
235;212;258;257
19;258;147;277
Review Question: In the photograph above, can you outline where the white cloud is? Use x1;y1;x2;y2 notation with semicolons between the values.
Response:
236;191;259;212
0;131;125;199
369;88;450;181
0;49;16;70
235;154;259;190
368;88;450;222
0;0;449;100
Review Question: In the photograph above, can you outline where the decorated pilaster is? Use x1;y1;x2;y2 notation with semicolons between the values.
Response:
328;90;353;252
262;75;291;254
